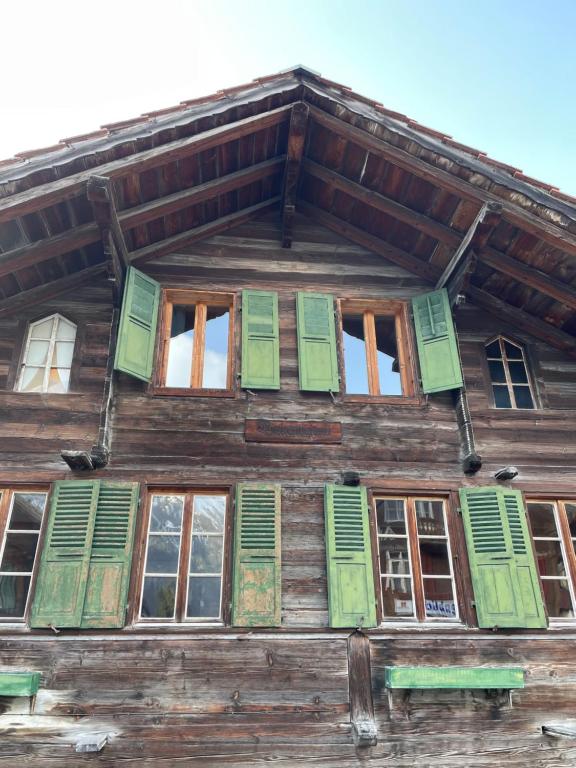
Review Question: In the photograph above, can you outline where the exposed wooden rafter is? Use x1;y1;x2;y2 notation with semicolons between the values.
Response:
281;103;308;247
0;105;292;224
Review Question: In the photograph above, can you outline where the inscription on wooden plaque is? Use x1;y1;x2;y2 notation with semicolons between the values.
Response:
245;419;342;444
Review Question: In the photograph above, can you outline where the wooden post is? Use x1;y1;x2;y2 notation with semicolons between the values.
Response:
347;630;377;747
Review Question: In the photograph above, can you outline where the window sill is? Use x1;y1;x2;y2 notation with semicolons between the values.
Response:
149;387;237;398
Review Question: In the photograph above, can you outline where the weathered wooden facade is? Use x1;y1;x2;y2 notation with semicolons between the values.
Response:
0;67;575;766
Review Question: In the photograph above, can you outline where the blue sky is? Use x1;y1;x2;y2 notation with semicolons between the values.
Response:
4;0;575;195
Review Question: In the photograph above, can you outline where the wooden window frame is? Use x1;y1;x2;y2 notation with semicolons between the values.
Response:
371;493;460;624
15;313;78;394
133;487;233;626
0;487;50;624
337;299;419;404
484;334;538;410
526;497;576;622
152;289;237;398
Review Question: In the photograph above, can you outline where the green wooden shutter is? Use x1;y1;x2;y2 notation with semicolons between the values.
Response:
232;484;281;627
81;482;139;629
30;481;100;628
324;485;377;628
114;267;160;382
296;292;339;392
412;288;463;393
460;486;546;629
241;290;280;389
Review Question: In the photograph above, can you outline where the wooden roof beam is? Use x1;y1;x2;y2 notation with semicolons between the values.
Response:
130;197;281;265
446;251;477;309
480;247;576;311
303;159;461;248
87;175;129;291
308;106;576;258
0;105;292;224
436;202;502;289
282;103;308;247
468;286;576;359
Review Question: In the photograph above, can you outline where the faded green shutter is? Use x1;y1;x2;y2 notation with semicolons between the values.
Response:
81;483;139;629
241;290;280;389
232;484;281;627
296;292;339;392
460;486;546;629
30;481;100;628
324;485;377;628
412;288;463;393
114;267;160;382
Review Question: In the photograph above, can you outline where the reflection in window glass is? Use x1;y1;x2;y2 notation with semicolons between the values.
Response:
187;496;226;619
0;492;47;619
376;499;414;618
485;337;534;409
18;315;76;393
342;309;403;396
202;308;229;389
141;496;184;619
374;315;401;395
166;306;195;387
342;315;369;394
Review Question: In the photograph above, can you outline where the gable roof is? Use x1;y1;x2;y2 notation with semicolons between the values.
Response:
0;66;575;356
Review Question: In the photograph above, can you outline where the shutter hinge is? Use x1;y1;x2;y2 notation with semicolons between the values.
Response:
471;601;476;608
456;507;462;516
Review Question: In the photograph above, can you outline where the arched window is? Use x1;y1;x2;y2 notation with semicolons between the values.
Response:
485;336;535;409
17;314;77;393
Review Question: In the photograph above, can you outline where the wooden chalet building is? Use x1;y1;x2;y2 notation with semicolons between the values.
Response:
0;66;575;766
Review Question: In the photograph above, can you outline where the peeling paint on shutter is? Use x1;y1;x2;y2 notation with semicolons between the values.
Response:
296;292;339;392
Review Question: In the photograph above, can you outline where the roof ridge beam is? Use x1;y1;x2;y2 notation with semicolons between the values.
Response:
282;103;309;247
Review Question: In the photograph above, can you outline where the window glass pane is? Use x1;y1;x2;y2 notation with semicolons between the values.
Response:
166;305;195;387
527;502;558;538
27;340;50;366
379;540;410;575
190;536;223;574
508;360;528;384
150;496;183;533
47;368;70;393
141;576;177;619
19;367;45;392
419;539;451;575
381;577;414;617
485;340;501;358
10;493;45;530
493;385;511;408
513;386;534;409
193;496;226;533
0;575;31;618
0;533;39;571
541;579;574;619
53;342;74;367
374;315;401;395
488;359;506;383
564;503;576;538
535;540;567;577
376;499;406;535
31;318;54;339
146;535;181;574
342;314;369;394
187;576;221;618
56;319;76;340
423;578;457;618
415;500;445;536
202;307;229;389
504;340;523;359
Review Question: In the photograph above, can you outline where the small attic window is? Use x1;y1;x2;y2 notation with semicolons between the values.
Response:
17;314;77;394
485;336;535;409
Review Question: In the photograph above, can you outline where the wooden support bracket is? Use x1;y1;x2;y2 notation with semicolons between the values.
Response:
347;631;377;747
87;175;130;292
282;102;308;247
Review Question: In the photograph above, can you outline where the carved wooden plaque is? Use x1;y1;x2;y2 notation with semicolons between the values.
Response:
244;419;342;444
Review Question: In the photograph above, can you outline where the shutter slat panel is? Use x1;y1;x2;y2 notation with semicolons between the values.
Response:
232;483;281;627
241;290;280;390
296;292;339;392
114;267;160;382
324;485;377;628
412;288;463;393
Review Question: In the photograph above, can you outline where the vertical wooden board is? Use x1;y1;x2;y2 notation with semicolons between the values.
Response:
232;483;281;627
412;288;463;393
30;481;99;628
241;290;280;389
114;267;161;382
325;485;377;628
81;482;140;629
296;292;340;392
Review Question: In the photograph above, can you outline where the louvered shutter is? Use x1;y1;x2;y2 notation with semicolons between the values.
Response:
324;485;377;628
114;267;160;382
412;288;463;393
81;483;139;628
296;292;339;392
241;290;280;389
460;486;546;629
30;481;99;628
232;484;281;627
